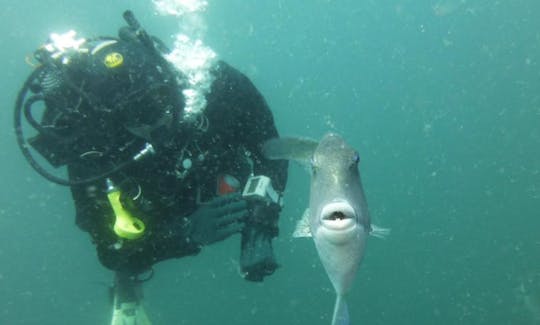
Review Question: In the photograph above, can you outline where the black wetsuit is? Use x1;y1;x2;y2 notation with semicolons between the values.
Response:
69;61;288;274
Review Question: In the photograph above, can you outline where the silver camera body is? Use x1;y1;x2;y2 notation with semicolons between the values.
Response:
242;175;281;205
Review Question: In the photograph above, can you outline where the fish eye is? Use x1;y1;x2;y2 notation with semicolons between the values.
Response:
352;152;360;164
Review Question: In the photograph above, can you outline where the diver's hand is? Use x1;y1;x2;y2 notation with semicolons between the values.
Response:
189;193;248;246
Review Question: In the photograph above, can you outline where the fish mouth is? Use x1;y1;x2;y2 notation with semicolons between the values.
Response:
320;201;357;231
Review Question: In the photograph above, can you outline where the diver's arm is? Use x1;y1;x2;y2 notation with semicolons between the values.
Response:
237;76;289;281
242;102;288;193
219;62;288;191
212;61;289;281
209;61;288;191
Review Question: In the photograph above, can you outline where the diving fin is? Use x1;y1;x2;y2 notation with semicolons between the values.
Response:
110;274;152;325
111;295;152;325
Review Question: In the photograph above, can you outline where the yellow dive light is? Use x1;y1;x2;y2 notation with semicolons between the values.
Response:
106;179;145;240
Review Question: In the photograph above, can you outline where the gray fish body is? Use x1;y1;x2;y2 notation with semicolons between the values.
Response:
308;133;370;297
264;133;378;325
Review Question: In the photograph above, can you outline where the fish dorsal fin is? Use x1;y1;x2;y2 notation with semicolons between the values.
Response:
293;208;312;238
263;137;319;166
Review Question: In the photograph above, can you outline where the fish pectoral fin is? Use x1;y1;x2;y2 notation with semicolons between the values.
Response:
292;208;312;238
370;224;391;239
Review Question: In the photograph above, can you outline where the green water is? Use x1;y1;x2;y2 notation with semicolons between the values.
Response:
1;1;539;324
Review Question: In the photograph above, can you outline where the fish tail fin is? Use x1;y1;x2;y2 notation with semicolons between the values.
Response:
370;224;391;239
331;295;349;325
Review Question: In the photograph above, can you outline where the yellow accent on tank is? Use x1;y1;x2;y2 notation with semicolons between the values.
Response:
104;52;124;68
107;183;145;240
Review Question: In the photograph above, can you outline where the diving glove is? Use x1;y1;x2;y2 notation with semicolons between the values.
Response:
188;193;248;246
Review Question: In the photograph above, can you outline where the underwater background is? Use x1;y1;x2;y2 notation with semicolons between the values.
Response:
1;0;539;324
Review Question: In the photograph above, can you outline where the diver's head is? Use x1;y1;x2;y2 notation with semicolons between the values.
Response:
73;38;183;144
16;12;186;185
23;31;186;171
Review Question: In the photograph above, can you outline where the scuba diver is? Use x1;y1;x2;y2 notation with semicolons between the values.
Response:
14;11;288;325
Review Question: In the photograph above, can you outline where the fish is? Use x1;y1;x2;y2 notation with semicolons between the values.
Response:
263;133;389;325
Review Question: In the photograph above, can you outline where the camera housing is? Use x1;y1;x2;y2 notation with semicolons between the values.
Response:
242;175;281;205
